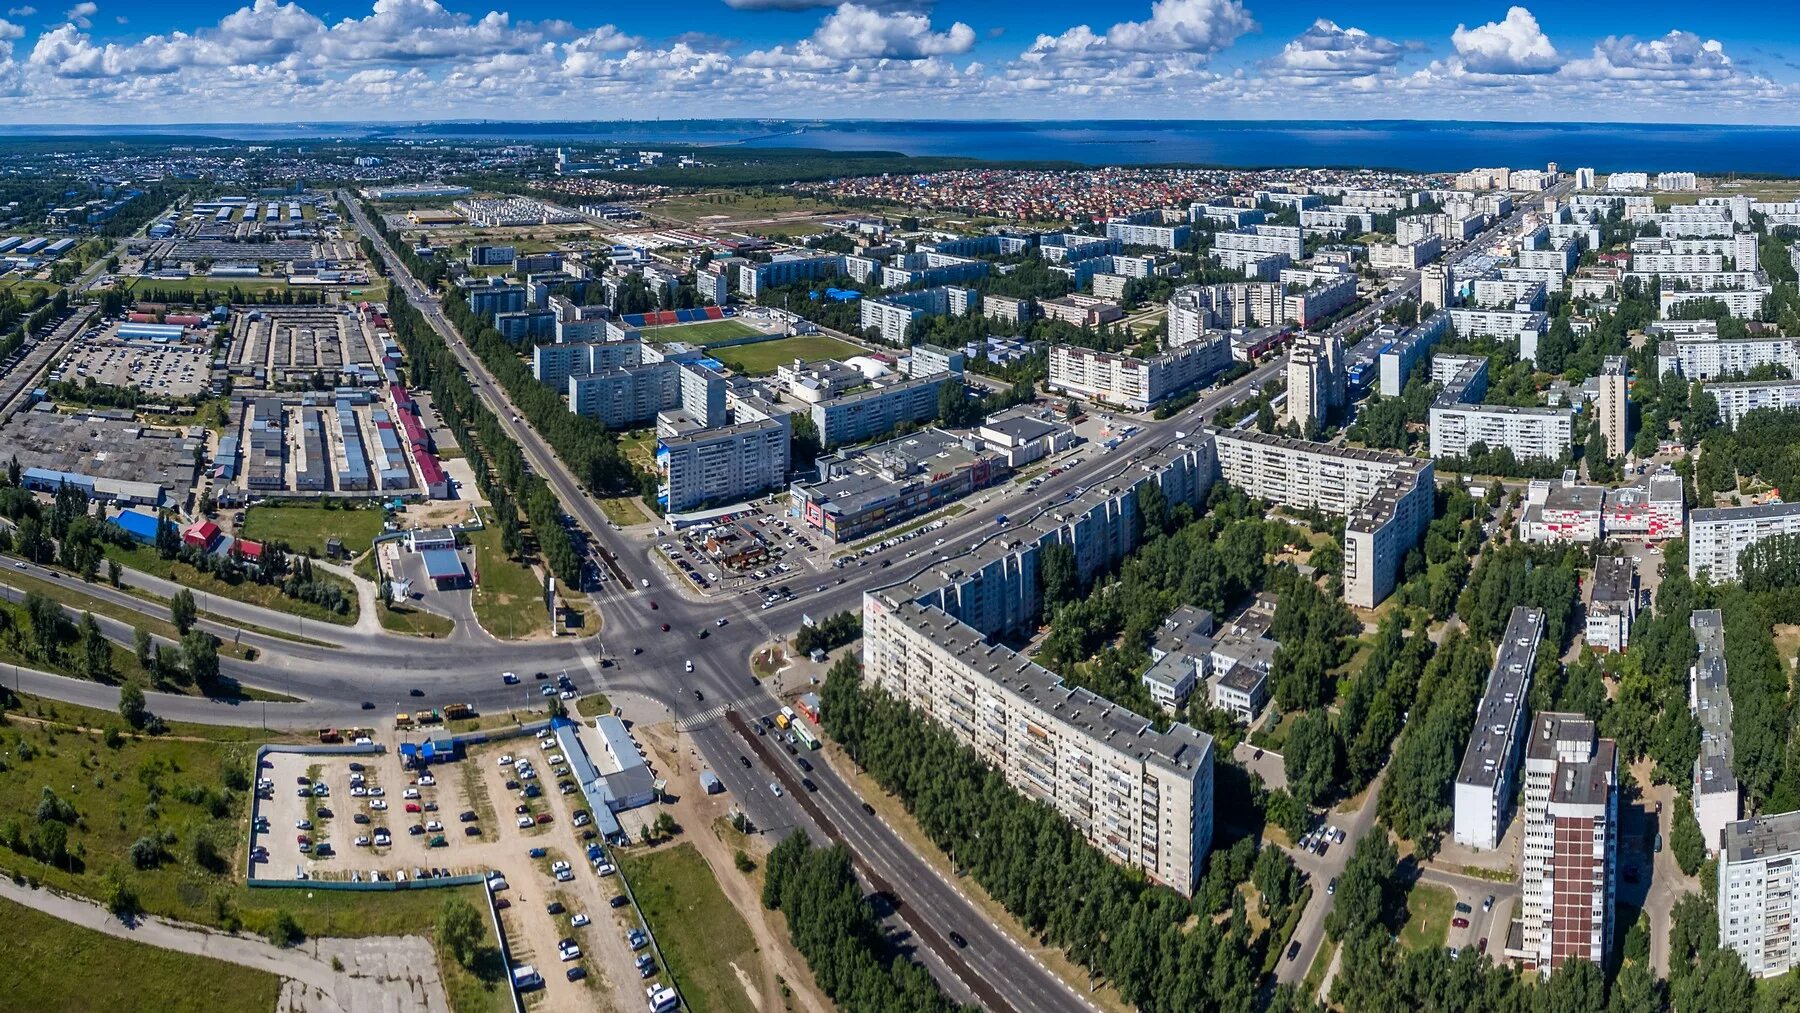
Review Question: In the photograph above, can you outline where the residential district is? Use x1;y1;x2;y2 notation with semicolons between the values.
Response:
2;140;1800;1013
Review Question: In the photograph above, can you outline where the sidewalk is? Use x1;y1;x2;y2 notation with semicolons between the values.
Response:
0;877;448;1013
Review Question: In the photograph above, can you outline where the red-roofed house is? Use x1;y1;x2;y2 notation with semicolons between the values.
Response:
182;520;221;550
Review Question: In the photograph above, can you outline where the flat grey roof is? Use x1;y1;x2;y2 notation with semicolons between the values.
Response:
1456;607;1544;789
1592;556;1635;605
1551;738;1617;807
1693;609;1738;799
1691;501;1800;523
1724;811;1800;866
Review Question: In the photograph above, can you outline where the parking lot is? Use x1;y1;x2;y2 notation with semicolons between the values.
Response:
248;731;661;1012
57;337;211;399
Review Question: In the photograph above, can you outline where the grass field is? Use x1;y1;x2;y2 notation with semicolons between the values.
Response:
0;894;283;1013
107;544;359;627
126;277;301;299
0;595;151;687
240;503;388;557
468;525;548;640
643;319;763;345
750;222;828;239
0;565;255;662
651;192;837;224
709;335;863;375
621;842;762;1013
376;603;455;638
598;496;651;527
619;430;657;473
1398;881;1456;952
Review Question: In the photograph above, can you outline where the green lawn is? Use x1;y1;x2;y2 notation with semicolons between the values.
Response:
709;335;863;375
621;842;762;1013
468;525;548;640
107;544;358;627
125;277;300;299
651;192;836;224
620;429;657;473
240;503;388;558
0;894;282;1013
644;319;762;345
1398;882;1456;952
573;693;613;718
0;594;152;688
599;496;651;527
376;603;455;638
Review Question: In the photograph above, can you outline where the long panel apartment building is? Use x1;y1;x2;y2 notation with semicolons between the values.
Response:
1428;354;1575;462
1046;338;1232;412
811;374;950;448
1692;610;1739;856
1210;429;1434;608
1699;379;1800;429
861;436;1225;894
567;361;680;429
1658;331;1800;381
1689;502;1800;584
1453;607;1544;850
1517;712;1618;975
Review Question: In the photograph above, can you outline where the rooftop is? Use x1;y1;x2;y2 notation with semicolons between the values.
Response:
1691;500;1800;524
1456;607;1543;789
1723;811;1800;866
1591;556;1636;606
1693;609;1738;800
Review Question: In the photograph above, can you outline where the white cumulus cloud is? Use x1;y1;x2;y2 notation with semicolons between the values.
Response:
1024;0;1254;65
1451;6;1559;74
1268;19;1403;80
808;4;972;60
62;0;92;28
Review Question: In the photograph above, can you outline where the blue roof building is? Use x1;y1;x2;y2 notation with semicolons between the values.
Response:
112;509;162;543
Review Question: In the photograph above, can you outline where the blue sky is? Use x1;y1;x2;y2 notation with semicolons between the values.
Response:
0;1;1795;124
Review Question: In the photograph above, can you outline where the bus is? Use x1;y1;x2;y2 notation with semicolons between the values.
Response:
794;725;820;750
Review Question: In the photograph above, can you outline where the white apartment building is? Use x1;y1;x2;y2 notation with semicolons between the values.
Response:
658;415;790;513
1298;207;1375;233
983;294;1034;324
1607;172;1650;190
1586;556;1636;653
737;253;845;297
1472;278;1547;311
1574;168;1597;189
1701;380;1800;429
1658;172;1700;191
566;362;680;429
1452;607;1543;850
1518;713;1618;975
1210;429;1434;608
1659;334;1800;381
1368;235;1442;270
1190;203;1264;228
1106;220;1190;250
1661;286;1767;321
1395;215;1442;246
1597;356;1629;459
1092;273;1129;301
862;593;1215;895
1689;502;1800;584
1429;355;1574;462
1692;609;1739;858
1047;339;1231;412
1720;812;1800;978
1449;307;1548;362
1421;263;1450;312
858;285;976;345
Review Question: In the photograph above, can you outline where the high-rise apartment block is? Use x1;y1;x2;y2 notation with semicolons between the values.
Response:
1518;712;1618;975
1597;356;1629;460
1287;331;1346;427
1721;812;1800;977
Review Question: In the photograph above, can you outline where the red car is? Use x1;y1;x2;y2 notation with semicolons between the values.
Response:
535;812;554;825
1451;917;1470;929
649;601;658;610
661;623;670;632
405;802;422;813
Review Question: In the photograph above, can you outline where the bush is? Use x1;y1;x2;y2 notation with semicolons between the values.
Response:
734;850;755;874
266;909;302;947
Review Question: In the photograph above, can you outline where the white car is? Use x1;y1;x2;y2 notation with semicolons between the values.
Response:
403;788;420;800
559;944;581;962
373;832;391;846
498;754;515;766
425;820;443;832
555;868;574;882
551;860;571;873
502;671;520;684
571;913;590;927
595;862;615;877
354;835;371;847
368;787;385;797
769;782;783;798
518;815;535;829
417;775;436;787
685;660;693;673
560;689;575;700
370;799;388;811
546;754;564;766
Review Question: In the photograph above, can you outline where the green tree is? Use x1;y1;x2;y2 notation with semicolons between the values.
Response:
265;909;302;947
1671;796;1706;876
1283;709;1339;811
437;896;484;968
80;613;111;679
119;679;149;730
182;630;219;688
170;589;197;635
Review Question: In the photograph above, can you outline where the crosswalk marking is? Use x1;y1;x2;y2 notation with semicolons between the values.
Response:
676;704;730;731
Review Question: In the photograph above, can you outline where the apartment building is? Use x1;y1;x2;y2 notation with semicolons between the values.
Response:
1371;313;1450;396
1689;502;1800;584
1472;278;1547;311
859;285;977;345
1452;607;1544;850
1429;354;1574;462
862;594;1215;894
658;414;790;513
1210;429;1434;608
1517;713;1618;975
881;251;991;289
533;339;642;388
908;342;967;379
1660;284;1769;321
811;374;949;448
737;253;844;298
1105;219;1190;250
1720;812;1800;977
1586;556;1636;653
1368;235;1442;270
1040;294;1125;327
1190;204;1264;228
1702;380;1800;429
1660;334;1800;382
1597;356;1629;459
567;361;680;429
1287;331;1346;427
1299;207;1375;233
1047;338;1232;412
983;294;1034;324
1449;307;1548;362
1421;263;1451;312
1692;610;1739;858
1214;224;1304;274
677;361;730;429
